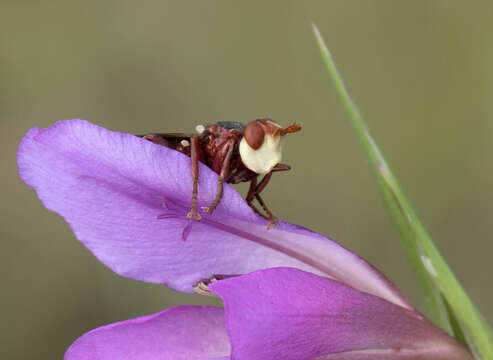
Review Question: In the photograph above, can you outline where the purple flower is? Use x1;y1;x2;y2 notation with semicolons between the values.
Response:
64;267;472;360
18;120;471;359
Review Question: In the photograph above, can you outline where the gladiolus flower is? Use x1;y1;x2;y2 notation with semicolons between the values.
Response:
18;120;472;359
64;267;472;360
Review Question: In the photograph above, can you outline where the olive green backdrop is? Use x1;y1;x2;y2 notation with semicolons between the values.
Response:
2;1;492;358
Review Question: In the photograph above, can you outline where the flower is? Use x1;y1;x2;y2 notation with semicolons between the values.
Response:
65;268;472;359
18;120;472;359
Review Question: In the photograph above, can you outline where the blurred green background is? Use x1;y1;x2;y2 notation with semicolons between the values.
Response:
2;1;493;358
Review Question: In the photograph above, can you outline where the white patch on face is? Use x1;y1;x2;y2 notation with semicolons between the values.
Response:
239;134;282;175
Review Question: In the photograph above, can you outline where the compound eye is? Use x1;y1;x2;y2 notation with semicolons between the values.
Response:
244;121;265;150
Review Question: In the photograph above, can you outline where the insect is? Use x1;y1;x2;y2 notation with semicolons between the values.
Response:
141;118;301;227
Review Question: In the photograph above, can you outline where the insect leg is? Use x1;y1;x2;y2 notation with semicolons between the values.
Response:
255;193;276;228
246;176;257;203
246;177;269;218
254;171;272;195
254;172;276;228
201;140;234;214
187;136;202;220
271;163;291;172
143;134;173;147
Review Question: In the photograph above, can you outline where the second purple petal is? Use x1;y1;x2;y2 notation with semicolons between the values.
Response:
210;267;472;360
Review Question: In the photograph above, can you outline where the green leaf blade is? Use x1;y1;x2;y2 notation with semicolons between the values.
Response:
312;23;493;359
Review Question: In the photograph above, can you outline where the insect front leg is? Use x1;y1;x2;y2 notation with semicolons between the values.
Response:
254;193;276;228
246;177;257;204
201;140;234;214
244;172;277;227
187;136;202;220
255;171;272;194
246;177;267;218
255;172;277;228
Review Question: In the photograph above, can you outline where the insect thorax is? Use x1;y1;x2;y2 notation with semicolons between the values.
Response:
215;121;245;131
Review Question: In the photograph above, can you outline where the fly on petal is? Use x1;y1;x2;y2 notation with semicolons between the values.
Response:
17;120;409;308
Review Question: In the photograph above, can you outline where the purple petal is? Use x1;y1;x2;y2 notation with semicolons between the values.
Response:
64;306;230;360
210;267;472;360
18;120;406;307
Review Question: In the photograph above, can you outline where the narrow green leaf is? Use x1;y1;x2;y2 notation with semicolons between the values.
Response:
375;173;453;333
312;23;493;360
443;296;475;350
